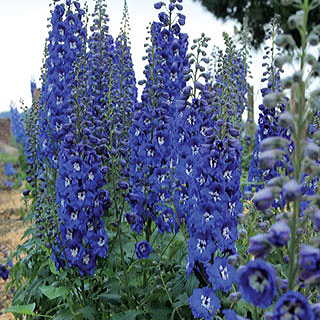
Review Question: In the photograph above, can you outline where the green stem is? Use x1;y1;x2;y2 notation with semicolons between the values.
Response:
160;272;184;320
287;0;309;290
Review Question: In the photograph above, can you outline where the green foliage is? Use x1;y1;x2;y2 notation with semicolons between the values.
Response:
195;0;320;48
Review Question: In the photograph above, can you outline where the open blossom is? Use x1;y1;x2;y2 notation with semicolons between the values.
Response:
0;264;9;281
135;240;152;259
189;287;220;320
273;291;315;320
238;259;276;308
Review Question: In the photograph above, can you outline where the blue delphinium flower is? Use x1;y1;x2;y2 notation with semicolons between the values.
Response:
223;309;249;320
128;0;188;235
38;0;86;168
272;291;315;320
135;240;153;259
0;264;9;280
109;1;138;187
237;259;276;308
247;21;291;200
189;287;220;320
53;143;110;275
298;245;320;282
10;105;26;146
206;256;236;292
85;0;114;164
178;33;246;317
42;0;111;276
4;163;16;176
267;220;291;247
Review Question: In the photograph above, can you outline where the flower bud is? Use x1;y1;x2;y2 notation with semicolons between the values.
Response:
275;34;296;49
299;245;320;272
283;180;302;202
288;11;304;30
313;209;320;232
292;71;302;83
260;137;289;152
228;292;241;302
281;76;293;89
305;142;320;161
263;92;285;108
278;111;294;130
275;55;291;68
267;220;291;247
253;188;274;211
22;189;30;197
305;54;317;66
308;33;319;46
248;233;271;257
259;149;284;169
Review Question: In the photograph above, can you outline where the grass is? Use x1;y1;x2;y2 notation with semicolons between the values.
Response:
0;153;19;164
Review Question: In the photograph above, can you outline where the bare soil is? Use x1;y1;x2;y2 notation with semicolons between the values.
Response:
0;189;26;320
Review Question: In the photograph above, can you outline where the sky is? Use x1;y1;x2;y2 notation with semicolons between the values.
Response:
0;0;262;114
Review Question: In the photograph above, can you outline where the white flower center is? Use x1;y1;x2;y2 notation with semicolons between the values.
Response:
83;254;90;265
88;172;94;180
219;265;229;281
65;177;71;187
78;191;85;201
66;229;73;240
71;247;78;257
158;136;165;145
73;162;80;171
197;239;207;253
222;226;231;240
201;295;211;310
98;237;105;246
224;170;232;181
187;115;196;125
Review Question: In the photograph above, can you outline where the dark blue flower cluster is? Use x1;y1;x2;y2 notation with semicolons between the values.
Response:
247;39;290;197
179;34;245;320
128;0;188;235
108;1;138;183
38;0;86;168
10;105;26;146
52;142;110;275
0;264;9;281
85;0;114;164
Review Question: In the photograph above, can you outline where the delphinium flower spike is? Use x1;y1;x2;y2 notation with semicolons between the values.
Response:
177;31;247;319
247;16;291;199
236;1;320;319
128;0;188;237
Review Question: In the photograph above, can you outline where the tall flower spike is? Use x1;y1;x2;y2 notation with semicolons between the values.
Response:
247;17;291;200
128;0;188;235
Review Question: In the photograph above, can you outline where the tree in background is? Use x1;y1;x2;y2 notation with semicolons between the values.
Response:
195;0;320;48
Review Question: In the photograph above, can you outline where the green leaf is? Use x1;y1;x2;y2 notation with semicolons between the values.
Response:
112;310;144;320
49;259;59;275
98;293;121;305
148;308;171;320
78;306;96;320
5;303;36;315
53;309;74;320
173;293;189;308
40;285;68;300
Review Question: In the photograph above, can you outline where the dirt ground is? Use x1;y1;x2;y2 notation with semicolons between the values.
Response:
0;189;26;320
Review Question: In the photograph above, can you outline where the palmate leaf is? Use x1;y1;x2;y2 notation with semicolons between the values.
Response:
77;306;97;320
40;285;68;300
4;303;36;315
